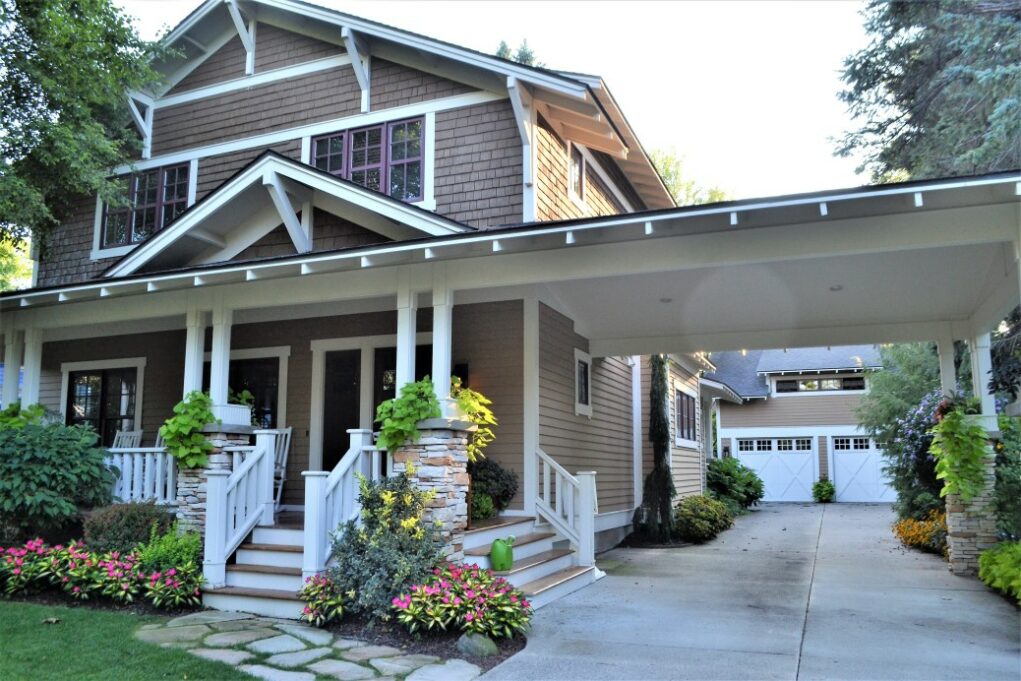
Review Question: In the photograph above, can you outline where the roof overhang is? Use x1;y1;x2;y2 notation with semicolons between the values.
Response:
756;366;881;376
699;377;743;405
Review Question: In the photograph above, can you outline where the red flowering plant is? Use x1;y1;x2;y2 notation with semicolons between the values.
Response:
298;573;348;627
1;538;50;594
392;563;532;639
143;563;203;608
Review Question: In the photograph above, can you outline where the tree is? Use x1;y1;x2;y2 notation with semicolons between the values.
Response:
0;238;33;291
990;307;1021;402
837;1;1021;181
638;355;675;541
0;0;165;243
649;148;729;206
495;39;543;67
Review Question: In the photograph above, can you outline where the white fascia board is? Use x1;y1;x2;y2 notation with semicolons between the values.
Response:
699;378;742;405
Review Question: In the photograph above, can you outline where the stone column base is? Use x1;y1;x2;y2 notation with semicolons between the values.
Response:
175;430;250;538
946;454;998;575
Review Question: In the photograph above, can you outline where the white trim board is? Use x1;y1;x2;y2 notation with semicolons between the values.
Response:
201;345;291;428
59;357;147;433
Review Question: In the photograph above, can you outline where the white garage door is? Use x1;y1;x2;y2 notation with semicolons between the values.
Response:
736;437;815;502
831;436;895;502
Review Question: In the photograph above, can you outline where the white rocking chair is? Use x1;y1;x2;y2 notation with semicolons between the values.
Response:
111;429;143;449
271;427;293;512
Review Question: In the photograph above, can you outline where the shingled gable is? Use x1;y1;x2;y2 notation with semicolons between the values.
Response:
103;151;471;278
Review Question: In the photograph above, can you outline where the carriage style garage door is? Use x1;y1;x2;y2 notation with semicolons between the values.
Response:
735;437;816;502
830;436;895;503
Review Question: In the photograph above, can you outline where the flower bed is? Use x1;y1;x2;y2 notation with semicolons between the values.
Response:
892;510;948;557
1;538;202;610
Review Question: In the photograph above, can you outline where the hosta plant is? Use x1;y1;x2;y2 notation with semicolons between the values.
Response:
298;574;348;627
392;563;532;639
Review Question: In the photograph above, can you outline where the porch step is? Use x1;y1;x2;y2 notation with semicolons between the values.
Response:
521;565;597;610
464;532;557;570
464;516;539;550
202;586;303;620
236;543;304;570
226;564;303;592
493;548;574;587
251;526;304;545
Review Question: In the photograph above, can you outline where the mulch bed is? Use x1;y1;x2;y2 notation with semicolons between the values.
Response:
5;591;196;619
618;532;693;549
326;615;527;673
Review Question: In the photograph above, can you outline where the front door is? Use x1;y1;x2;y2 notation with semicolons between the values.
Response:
322;349;361;471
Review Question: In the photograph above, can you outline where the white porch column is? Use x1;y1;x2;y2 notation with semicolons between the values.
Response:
936;338;957;396
395;272;417;390
182;306;206;397
522;296;540;515
20;328;42;406
209;301;232;406
970;332;998;432
1;330;23;408
431;268;454;412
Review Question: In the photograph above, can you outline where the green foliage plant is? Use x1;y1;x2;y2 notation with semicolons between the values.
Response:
228;387;254;407
159;391;217;469
993;415;1021;540
468;457;519;513
298;574;348;627
452;376;497;463
0;423;113;536
978;541;1021;604
374;377;441;452
812;479;836;503
471;492;496;522
637;355;675;541
930;407;990;501
706;457;764;513
136;522;201;572
0;401;46;429
83;502;174;553
327;469;440;622
673;495;733;543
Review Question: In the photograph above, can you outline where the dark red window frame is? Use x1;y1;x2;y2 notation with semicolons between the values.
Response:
676;389;696;441
103;163;189;248
311;116;424;202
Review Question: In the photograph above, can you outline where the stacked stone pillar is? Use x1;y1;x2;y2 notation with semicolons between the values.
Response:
391;422;471;562
946;451;999;575
175;426;252;537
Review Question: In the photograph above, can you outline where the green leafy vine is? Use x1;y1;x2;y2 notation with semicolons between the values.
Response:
930;408;990;501
374;377;441;452
452;376;497;463
159;391;218;468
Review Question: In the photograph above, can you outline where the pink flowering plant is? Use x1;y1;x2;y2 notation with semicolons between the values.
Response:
392;563;532;639
298;574;348;627
143;563;203;608
1;538;50;593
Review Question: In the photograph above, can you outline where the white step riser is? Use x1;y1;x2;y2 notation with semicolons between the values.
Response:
251;527;304;545
236;548;303;569
465;538;557;570
502;552;575;589
530;569;597;610
464;520;540;551
226;571;302;592
202;592;303;620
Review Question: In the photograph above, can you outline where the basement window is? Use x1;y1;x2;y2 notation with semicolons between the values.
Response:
574;348;592;417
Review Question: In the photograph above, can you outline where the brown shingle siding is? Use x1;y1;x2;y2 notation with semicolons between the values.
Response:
370;59;474;111
169;35;248;93
228;210;390;261
196;140;302;200
36;197;111;288
254;22;341;72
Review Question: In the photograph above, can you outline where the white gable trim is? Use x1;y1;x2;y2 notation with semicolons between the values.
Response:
104;154;469;278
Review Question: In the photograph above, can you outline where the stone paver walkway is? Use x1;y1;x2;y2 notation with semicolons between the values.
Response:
135;611;483;681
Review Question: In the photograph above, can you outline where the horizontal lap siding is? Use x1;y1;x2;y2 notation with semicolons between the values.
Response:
196;140;302;200
39;331;186;446
538;304;634;513
434;101;522;227
452;301;524;510
719;394;863;428
535;116;624;222
254;23;341;72
370;59;474;110
641;356;703;500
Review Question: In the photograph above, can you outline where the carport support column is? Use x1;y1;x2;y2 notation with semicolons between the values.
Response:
1;330;23;408
936;338;957;396
395;271;416;390
945;331;999;575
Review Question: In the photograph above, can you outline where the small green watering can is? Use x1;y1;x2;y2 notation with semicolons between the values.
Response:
489;535;515;571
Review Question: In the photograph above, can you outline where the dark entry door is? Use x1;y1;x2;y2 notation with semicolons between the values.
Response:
372;345;432;410
322;349;361;471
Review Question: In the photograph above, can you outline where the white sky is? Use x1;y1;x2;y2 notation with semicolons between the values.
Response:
116;0;871;200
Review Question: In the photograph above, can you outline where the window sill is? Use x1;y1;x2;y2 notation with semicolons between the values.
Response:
575;403;593;418
674;438;699;450
411;197;437;211
90;245;137;261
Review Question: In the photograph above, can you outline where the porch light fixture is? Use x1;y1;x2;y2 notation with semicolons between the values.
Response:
829;285;844;292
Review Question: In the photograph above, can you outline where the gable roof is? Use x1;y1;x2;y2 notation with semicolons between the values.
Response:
148;0;674;210
707;345;883;400
103;151;470;278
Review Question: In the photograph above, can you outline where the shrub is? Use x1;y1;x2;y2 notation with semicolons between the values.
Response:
930;406;989;501
468;457;518;513
298;574;348;627
978;541;1021;603
892;509;947;556
84;502;174;553
471;492;496;522
707;457;764;513
0;402;46;429
812;479;836;503
393;563;532;639
882;392;945;521
136;522;201;572
327;468;440;622
0;423;114;537
673;495;733;543
159;391;217;468
374;378;441;453
993;415;1021;540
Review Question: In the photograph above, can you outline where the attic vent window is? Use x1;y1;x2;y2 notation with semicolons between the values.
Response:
312;116;423;202
568;142;585;203
103;164;190;248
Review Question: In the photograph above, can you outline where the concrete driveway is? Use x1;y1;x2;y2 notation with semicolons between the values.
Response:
482;504;1020;681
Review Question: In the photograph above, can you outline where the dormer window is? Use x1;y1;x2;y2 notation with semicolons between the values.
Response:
774;375;867;394
102;164;190;248
312;117;423;202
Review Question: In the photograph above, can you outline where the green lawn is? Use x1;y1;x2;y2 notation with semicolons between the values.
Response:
0;600;251;681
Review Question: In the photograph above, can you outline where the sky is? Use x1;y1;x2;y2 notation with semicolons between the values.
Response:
116;0;872;200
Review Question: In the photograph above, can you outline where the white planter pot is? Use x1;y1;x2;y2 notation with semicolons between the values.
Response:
211;403;252;427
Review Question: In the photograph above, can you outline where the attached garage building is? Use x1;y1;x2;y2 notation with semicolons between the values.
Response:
709;346;894;503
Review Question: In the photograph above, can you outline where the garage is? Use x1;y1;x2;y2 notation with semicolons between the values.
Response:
830;435;895;502
735;437;816;502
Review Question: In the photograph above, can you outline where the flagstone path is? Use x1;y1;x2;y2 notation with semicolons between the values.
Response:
135;610;482;681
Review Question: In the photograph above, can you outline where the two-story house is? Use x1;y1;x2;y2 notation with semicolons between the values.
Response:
708;346;893;503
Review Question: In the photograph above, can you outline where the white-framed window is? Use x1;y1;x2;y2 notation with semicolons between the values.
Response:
674;384;698;448
777;438;793;451
737;439;755;452
574;348;592;418
202;346;290;429
756;439;773;451
833;437;852;450
796;438;813;451
773;374;867;396
853;436;870;450
59;357;146;447
567;141;586;207
737;437;815;454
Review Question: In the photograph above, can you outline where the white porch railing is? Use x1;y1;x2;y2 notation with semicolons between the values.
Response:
302;429;384;579
534;447;597;567
105;447;177;504
203;430;279;587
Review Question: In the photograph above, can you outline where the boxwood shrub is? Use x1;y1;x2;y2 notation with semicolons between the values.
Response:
673;494;733;543
84;502;175;553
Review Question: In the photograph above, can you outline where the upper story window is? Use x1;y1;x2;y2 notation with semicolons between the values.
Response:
675;388;696;444
774;375;866;394
568;142;585;203
103;164;190;248
312;117;423;201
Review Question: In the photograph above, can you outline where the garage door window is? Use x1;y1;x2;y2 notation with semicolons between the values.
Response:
853;437;870;450
834;437;851;450
756;439;773;451
796;438;813;450
738;439;754;452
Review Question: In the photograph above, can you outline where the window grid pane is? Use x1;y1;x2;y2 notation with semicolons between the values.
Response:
834;437;851;450
738;439;754;452
853;437;870;450
349;125;384;192
576;360;590;407
756;439;773;451
796;438;813;450
313;133;347;176
387;119;424;201
777;439;793;451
